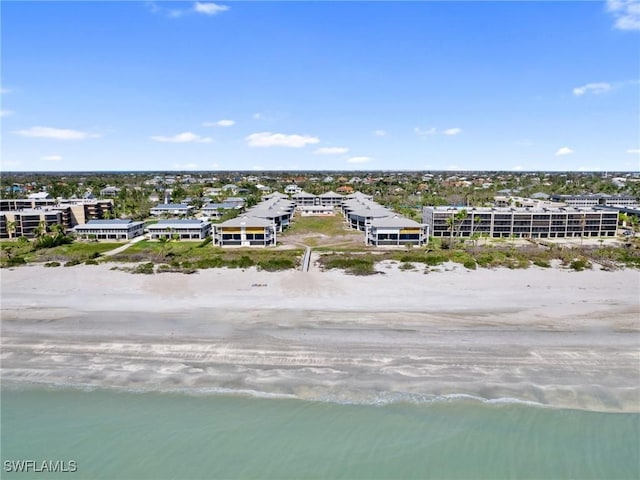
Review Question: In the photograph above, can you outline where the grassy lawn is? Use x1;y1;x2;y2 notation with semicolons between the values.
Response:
284;214;351;237
281;213;362;247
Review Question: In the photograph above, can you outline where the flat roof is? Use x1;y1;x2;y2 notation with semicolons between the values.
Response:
152;203;192;209
424;206;619;214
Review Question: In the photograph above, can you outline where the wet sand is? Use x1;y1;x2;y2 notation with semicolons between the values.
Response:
1;262;639;412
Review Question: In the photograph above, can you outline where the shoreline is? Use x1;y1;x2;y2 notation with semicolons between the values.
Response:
1;263;639;413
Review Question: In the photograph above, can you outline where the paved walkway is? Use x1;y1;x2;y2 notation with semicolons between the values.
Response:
101;234;149;257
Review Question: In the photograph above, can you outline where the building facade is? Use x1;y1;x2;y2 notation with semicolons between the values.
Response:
550;194;638;207
74;219;145;240
423;206;619;238
149;203;194;217
0;210;64;239
213;216;276;247
147;219;211;240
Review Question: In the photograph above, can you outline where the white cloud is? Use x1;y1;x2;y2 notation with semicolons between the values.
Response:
0;87;10;94
41;155;63;161
150;132;213;143
203;119;235;127
555;147;574;156
13;126;101;140
173;163;199;170
443;128;462;136
626;149;640;154
511;165;524;171
313;147;349;155
346;156;372;164
607;0;640;31
573;82;612;96
246;132;319;148
147;1;229;18
414;127;437;136
194;2;229;15
0;110;13;117
373;130;387;137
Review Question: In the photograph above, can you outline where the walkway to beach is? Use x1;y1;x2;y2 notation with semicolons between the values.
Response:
101;234;149;257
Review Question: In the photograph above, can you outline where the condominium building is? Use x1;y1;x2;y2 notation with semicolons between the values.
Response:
0;209;63;239
423;206;619;238
147;219;211;240
318;191;344;206
149;203;194;217
201;202;242;220
299;205;335;216
74;219;145;240
0;198;114;229
367;216;429;246
550;194;638;207
292;191;317;206
212;216;276;247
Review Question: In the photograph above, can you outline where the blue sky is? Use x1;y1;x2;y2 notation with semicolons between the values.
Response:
1;0;639;172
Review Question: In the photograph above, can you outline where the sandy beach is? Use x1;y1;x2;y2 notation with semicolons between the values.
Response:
1;261;639;412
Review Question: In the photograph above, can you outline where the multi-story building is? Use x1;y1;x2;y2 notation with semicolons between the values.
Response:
147;219;211;240
367;216;429;246
149;203;194;217
201;202;242;220
74;219;145;240
550;194;638;207
0;209;64;239
212;216;276;247
0;198;114;229
423;206;619;238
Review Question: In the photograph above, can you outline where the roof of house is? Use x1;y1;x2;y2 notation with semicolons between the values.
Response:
152;203;192;209
318;191;343;198
27;192;51;199
218;216;273;227
292;191;315;198
370;216;422;228
75;219;144;229
202;202;239;210
148;219;209;229
349;208;393;218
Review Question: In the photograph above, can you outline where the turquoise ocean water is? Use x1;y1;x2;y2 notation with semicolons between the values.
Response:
2;388;639;479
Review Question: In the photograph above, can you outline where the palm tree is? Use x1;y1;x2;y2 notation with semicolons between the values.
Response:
6;220;16;240
33;220;47;239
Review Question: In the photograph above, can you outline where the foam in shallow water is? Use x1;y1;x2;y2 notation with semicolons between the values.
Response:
2;388;639;479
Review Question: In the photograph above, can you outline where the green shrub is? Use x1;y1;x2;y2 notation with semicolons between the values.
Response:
399;262;415;271
533;259;550;268
258;258;295;271
84;259;99;265
570;258;591;271
195;256;225;269
44;261;61;267
132;262;155;274
463;259;477;270
237;255;254;269
4;256;27;267
423;253;446;266
64;259;82;267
